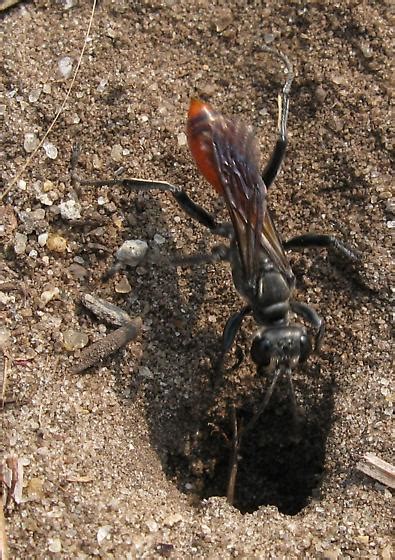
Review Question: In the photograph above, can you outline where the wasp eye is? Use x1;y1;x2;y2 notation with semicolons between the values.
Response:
299;334;312;363
251;337;273;368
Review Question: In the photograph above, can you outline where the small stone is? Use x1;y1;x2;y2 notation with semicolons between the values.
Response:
139;366;153;379
263;32;275;44
97;196;107;206
213;8;233;32
38;233;48;247
43;141;58;160
115;276;132;294
43;83;52;94
97;79;108;93
28;249;38;258
48;537;62;553
153;233;166;245
46;233;67;253
97;525;111;545
23;132;40;153
40;287;60;307
146;519;158;533
28;88;42;103
58;56;73;79
92;154;101;169
59;199;81;220
14;233;28;254
315;85;327;103
177;132;187;146
116;239;148;266
328;116;343;133
163;513;183;527
26;477;45;500
63;329;89;351
0;327;12;349
68;263;88;280
111;144;123;163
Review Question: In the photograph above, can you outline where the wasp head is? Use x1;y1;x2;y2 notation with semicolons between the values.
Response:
251;325;312;374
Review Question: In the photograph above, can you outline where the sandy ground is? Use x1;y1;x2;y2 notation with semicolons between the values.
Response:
1;1;393;558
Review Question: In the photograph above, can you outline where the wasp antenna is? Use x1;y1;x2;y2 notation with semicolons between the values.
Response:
259;46;294;141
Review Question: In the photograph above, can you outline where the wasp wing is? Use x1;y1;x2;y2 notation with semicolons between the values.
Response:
187;100;292;286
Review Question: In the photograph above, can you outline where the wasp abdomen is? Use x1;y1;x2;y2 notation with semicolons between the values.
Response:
187;99;224;195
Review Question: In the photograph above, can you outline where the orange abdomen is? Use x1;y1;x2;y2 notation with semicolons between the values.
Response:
187;99;224;195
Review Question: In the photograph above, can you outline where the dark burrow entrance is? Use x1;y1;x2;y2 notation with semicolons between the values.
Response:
163;370;335;516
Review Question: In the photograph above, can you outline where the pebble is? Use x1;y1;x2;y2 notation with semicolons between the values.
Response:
115;276;132;294
116;239;148;266
315;85;327;103
14;233;28;254
38;233;48;247
40;287;60;307
48;537;62;553
68;263;88;280
58;56;73;79
43;141;58;160
46;233;67;253
23;132;39;153
111;144;123;163
0;326;11;349
153;233;166;245
97;525;112;545
63;329;89;351
28;88;41;103
26;477;44;500
59;199;82;221
177;132;187;146
81;294;132;326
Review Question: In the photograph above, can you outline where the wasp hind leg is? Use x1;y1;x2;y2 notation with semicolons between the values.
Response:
284;233;359;263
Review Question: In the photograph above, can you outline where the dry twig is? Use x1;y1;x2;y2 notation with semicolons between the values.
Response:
356;453;395;489
72;319;142;374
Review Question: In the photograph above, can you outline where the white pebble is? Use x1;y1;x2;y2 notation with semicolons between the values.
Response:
177;132;187;146
23;132;39;153
58;56;73;79
43;141;58;160
59;199;81;220
111;144;123;163
48;537;62;553
116;239;148;266
28;88;41;103
28;249;38;258
97;525;111;545
38;232;48;247
14;233;27;255
153;233;166;245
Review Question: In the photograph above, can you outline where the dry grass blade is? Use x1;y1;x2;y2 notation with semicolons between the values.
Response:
0;0;98;201
356;453;395;489
72;319;142;374
0;353;9;410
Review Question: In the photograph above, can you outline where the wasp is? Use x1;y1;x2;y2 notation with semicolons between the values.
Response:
80;48;358;503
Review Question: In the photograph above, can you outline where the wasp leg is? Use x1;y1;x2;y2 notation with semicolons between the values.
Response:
290;301;324;352
215;306;252;375
284;233;359;262
79;177;231;238
171;244;230;267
